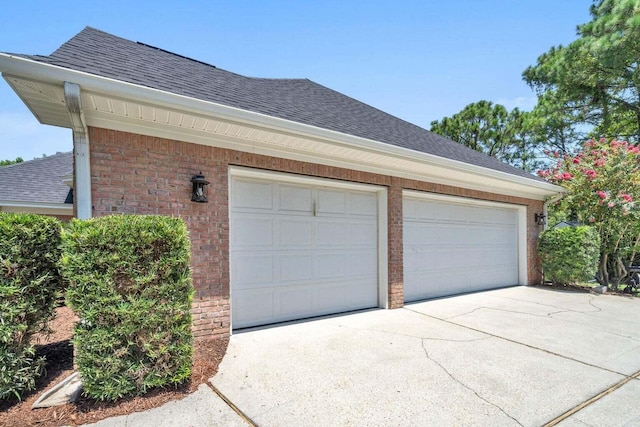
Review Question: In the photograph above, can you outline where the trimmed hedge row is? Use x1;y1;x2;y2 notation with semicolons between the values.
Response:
0;213;63;400
60;215;194;401
538;225;600;285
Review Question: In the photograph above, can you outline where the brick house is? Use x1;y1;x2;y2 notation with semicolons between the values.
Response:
0;151;74;221
0;27;562;338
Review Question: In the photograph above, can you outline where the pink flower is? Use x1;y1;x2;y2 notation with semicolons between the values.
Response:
595;158;606;167
572;158;580;164
608;202;615;208
553;151;560;158
561;172;573;180
589;216;596;223
585;169;597;179
597;191;608;200
621;194;633;203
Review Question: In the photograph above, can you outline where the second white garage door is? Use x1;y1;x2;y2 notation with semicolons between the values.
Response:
403;193;522;302
230;172;380;329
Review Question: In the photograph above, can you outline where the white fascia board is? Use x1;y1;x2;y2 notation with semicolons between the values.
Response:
0;54;564;199
0;200;73;215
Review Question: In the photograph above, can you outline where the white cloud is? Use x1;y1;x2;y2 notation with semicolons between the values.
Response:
0;111;71;161
495;96;538;112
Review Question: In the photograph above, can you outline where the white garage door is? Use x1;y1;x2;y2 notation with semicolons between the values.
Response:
404;194;520;302
230;174;379;329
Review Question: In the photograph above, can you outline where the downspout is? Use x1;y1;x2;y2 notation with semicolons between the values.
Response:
543;192;565;230
64;82;92;219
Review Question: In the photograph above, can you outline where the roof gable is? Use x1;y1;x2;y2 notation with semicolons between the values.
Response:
16;27;538;181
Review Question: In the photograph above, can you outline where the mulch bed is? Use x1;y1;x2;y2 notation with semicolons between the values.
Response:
534;281;639;297
0;307;229;427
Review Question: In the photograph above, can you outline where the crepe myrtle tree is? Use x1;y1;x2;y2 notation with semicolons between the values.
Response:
539;138;640;288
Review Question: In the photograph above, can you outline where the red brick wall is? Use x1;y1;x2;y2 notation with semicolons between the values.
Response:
88;128;545;338
387;180;404;308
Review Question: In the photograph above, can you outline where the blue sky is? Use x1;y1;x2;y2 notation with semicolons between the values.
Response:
0;1;592;161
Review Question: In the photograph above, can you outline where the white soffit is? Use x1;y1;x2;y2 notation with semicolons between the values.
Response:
1;59;562;201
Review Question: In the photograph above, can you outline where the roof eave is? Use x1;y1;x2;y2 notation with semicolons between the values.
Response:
0;53;564;200
0;200;73;216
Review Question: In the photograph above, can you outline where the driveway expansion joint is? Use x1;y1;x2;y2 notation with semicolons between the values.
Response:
207;382;256;426
404;307;631;378
541;369;640;426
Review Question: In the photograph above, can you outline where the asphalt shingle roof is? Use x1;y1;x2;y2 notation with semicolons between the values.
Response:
0;152;73;204
13;27;538;181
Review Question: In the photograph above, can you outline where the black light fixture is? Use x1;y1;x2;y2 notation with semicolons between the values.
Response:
535;213;546;226
191;172;209;203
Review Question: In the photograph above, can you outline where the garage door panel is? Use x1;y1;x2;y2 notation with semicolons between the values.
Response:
233;180;273;210
279;219;313;246
347;251;377;277
315;285;349;311
435;202;455;220
233;254;274;287
404;196;519;302
349;192;377;216
317;189;346;214
405;199;433;220
316;220;348;246
232;176;379;329
280;255;314;282
279;185;312;213
275;286;314;317
349;221;377;245
403;223;426;244
451;204;473;222
233;288;274;327
317;254;347;279
234;217;273;247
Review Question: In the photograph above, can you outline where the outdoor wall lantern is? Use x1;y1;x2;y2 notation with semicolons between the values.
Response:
534;213;546;226
191;172;209;203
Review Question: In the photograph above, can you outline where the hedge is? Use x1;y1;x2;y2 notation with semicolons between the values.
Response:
538;225;600;285
60;215;193;401
0;213;63;400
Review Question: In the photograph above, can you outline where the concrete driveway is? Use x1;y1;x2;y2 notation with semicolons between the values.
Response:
211;286;640;426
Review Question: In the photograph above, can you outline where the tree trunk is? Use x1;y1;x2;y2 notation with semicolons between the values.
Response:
598;253;609;287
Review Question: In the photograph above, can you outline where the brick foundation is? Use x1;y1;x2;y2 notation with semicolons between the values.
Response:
88;128;545;338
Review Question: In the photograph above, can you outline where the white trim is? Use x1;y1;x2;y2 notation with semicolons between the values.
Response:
0;54;563;200
85;112;556;201
402;189;528;286
230;166;386;193
403;190;526;211
228;167;389;332
62;173;73;188
0;201;73;216
376;191;389;309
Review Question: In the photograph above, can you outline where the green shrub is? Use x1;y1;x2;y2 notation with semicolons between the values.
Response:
0;213;62;400
538;225;600;285
60;215;193;401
